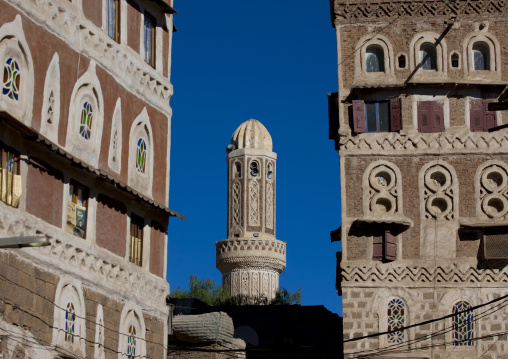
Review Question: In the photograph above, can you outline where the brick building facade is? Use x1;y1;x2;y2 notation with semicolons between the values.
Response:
329;1;508;358
0;0;181;358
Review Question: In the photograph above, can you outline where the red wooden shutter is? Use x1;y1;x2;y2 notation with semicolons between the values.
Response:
417;101;432;133
390;98;402;132
483;99;497;131
373;235;383;261
352;100;366;133
384;230;397;261
431;102;445;132
469;99;484;132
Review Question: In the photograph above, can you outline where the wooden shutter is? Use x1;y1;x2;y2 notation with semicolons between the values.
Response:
373;235;383;261
390;98;402;132
483;99;497;131
431;102;445;132
384;230;397;261
469;99;484;132
417;101;432;133
352;100;366;133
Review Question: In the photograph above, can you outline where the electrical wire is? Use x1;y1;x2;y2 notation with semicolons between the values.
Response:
344;295;508;358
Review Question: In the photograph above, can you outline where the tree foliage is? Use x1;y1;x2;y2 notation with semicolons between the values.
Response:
170;275;303;306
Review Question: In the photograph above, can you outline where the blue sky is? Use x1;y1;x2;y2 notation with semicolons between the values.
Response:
167;0;343;315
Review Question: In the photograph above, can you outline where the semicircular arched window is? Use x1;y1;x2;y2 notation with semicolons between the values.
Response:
387;298;405;344
473;42;490;71
366;45;385;73
2;58;20;101
136;138;147;173
127;325;137;359
79;102;93;140
65;302;76;343
419;43;437;70
453;301;473;346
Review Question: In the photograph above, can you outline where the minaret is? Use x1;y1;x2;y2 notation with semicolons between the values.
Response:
216;119;287;303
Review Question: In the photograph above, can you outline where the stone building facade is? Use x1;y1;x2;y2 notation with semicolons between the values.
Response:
216;119;286;302
329;1;508;358
0;0;181;358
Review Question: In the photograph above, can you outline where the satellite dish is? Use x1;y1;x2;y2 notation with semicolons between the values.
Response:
226;144;236;153
267;171;273;179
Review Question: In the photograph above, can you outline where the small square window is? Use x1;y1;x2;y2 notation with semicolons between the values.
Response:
352;98;402;133
144;12;156;67
67;181;88;238
107;0;120;42
0;144;21;208
129;213;144;266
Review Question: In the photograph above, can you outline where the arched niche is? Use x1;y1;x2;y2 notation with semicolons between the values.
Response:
0;15;34;127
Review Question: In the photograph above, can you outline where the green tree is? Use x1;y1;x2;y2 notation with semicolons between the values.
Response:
170;276;303;306
271;287;303;305
170;275;231;306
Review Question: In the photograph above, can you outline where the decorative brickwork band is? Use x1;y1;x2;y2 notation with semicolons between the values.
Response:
333;0;508;23
342;262;508;284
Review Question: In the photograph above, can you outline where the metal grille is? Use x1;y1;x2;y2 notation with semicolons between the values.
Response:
484;231;508;259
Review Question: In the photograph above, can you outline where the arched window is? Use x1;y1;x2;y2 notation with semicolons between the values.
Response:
127;325;137;359
136;138;147;173
420;43;437;70
79;102;93;140
2;58;20;101
453;301;473;346
65;302;76;343
387;298;405;344
473;42;490;71
366;45;385;72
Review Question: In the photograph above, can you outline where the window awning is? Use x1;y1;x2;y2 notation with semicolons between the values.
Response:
460;217;508;228
353;215;414;228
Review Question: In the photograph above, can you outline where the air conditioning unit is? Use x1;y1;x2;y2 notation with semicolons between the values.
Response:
484;231;508;260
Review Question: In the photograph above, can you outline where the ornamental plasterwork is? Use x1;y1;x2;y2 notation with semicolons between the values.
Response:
341;261;508;285
7;0;172;115
339;130;508;155
421;162;457;220
363;161;402;216
476;161;508;220
333;0;508;23
0;205;168;315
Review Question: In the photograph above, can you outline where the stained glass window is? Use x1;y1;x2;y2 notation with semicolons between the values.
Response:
127;325;136;359
453;301;473;346
65;302;76;343
366;45;385;73
420;43;437;70
136;138;147;173
79;102;93;140
387;298;405;344
473;42;490;71
2;58;20;101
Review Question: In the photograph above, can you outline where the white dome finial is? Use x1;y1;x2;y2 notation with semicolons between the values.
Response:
230;119;273;151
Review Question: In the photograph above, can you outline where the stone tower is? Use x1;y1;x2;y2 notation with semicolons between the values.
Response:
216;119;287;302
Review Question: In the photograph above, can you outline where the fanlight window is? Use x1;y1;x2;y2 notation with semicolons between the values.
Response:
2;58;20;101
65;302;76;343
419;43;437;70
387;298;405;344
136;138;147;173
473;42;490;71
453;301;473;346
79;102;93;140
366;45;385;73
127;325;137;359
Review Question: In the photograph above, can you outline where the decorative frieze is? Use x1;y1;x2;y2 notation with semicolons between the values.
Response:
339;130;508;155
342;262;508;285
333;0;508;23
6;0;172;114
